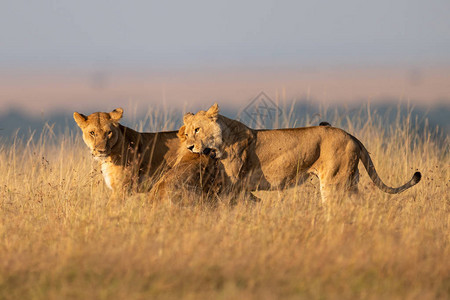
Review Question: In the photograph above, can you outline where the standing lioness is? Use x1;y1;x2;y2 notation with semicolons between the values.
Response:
74;108;181;197
179;104;421;201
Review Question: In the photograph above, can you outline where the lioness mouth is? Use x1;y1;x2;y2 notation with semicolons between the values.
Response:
203;148;216;159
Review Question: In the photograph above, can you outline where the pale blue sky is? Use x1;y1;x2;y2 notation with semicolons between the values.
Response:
1;0;450;68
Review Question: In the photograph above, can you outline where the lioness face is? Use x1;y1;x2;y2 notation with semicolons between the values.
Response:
178;103;223;158
73;108;123;159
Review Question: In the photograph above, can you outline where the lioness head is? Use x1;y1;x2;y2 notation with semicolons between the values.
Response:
73;108;123;159
178;103;223;158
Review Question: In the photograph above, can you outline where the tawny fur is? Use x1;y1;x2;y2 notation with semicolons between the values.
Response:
180;104;422;201
73;108;182;198
149;151;222;204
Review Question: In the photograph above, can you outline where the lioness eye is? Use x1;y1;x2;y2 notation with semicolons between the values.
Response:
107;130;112;135
194;128;200;133
90;131;95;136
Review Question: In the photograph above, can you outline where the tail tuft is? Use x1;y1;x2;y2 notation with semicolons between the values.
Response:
412;172;422;184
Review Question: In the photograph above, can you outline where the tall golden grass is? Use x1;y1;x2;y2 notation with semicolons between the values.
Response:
0;104;448;299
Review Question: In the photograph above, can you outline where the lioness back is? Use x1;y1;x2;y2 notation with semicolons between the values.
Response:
246;126;354;189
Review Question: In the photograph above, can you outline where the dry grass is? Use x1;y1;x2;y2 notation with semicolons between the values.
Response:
0;104;449;300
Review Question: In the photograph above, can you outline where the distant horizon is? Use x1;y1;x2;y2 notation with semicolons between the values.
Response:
1;99;448;151
1;64;449;117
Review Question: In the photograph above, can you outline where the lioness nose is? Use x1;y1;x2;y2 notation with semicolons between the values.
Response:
187;145;194;151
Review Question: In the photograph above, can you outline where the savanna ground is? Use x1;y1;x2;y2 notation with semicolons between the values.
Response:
0;104;449;300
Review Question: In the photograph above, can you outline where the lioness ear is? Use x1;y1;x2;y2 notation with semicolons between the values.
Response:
177;125;186;141
110;108;123;122
73;112;87;128
183;112;194;124
206;103;219;120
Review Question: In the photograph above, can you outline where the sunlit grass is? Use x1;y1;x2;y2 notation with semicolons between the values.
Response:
0;103;448;299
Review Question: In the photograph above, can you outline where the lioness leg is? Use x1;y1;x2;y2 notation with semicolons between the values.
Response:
318;150;360;202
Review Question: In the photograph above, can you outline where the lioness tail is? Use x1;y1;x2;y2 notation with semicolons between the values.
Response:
353;136;421;194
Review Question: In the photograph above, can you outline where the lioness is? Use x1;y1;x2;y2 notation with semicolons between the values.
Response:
149;126;222;203
149;150;222;204
73;108;181;197
179;103;422;201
